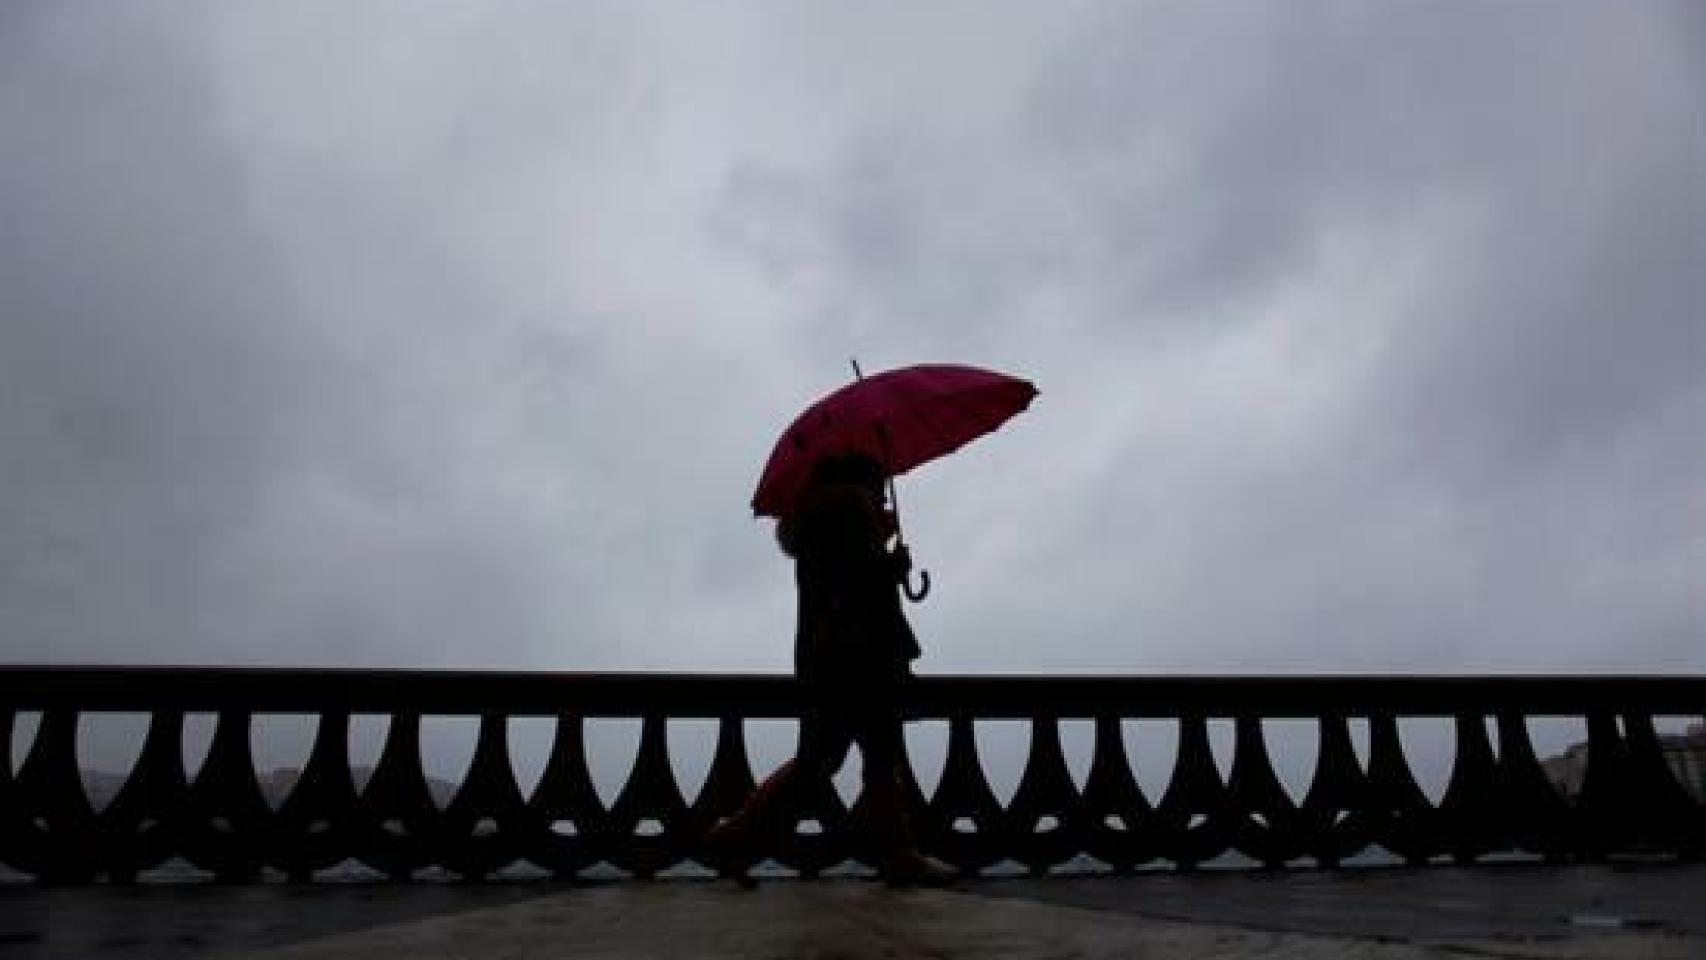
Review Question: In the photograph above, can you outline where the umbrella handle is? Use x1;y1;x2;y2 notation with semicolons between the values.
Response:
903;567;931;603
854;360;930;602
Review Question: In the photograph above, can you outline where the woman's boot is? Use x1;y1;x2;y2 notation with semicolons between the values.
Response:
707;759;800;886
863;771;956;887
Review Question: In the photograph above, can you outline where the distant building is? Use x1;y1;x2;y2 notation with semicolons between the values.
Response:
1541;723;1706;802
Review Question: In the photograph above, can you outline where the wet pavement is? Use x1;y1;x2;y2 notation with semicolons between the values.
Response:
978;862;1706;941
0;863;1700;959
0;883;555;960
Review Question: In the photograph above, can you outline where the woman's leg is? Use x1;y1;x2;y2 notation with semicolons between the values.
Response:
851;712;909;850
708;710;853;877
852;710;956;885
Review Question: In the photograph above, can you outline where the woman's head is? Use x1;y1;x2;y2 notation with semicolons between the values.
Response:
774;452;888;557
813;452;887;494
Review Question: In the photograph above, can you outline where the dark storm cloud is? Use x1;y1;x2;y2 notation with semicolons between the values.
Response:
1;5;304;657
1;1;1700;681
0;3;658;667
708;2;1702;671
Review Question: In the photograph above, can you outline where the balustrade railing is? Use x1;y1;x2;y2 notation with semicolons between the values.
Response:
1;668;1701;882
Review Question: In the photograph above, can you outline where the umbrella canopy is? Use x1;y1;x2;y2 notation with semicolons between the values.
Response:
752;363;1038;518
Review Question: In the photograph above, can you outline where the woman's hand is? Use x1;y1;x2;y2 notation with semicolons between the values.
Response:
889;543;913;580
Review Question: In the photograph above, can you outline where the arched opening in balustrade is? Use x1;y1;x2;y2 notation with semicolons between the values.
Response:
417;715;479;809
584;718;642;809
1396;717;1455;808
903;719;948;800
182;712;217;784
348;713;389;794
1121;718;1178;813
75;712;149;813
508;716;555;801
250;714;317;810
665;718;717;806
742;718;796;782
1260;719;1318;808
1060;719;1095;793
974;719;1029;809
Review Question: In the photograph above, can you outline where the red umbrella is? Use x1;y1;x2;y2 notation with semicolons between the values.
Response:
752;362;1038;598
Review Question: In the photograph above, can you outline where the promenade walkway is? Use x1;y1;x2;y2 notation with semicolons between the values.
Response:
1;864;1700;959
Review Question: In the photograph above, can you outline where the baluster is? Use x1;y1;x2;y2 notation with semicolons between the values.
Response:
1153;715;1232;868
689;715;758;875
98;709;191;881
1298;713;1371;868
527;714;606;877
437;712;533;880
15;709;99;882
1361;713;1435;864
271;710;363;881
1003;715;1086;874
183;710;271;880
605;715;690;878
0;710;59;880
922;715;1006;874
1078;715;1155;870
1491;713;1573;860
1436;713;1500;863
1620;714;1700;855
1576;711;1633;858
693;716;758;823
358;711;440;880
1224;716;1304;868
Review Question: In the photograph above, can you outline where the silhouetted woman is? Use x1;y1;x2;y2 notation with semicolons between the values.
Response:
710;453;952;885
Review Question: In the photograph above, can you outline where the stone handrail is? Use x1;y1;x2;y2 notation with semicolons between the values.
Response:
1;668;1700;881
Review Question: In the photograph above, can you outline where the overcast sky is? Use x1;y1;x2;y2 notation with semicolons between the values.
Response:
2;1;1702;678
